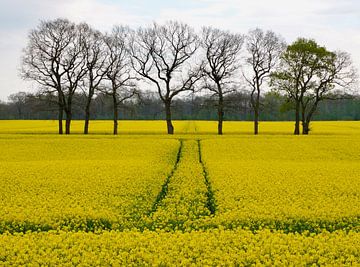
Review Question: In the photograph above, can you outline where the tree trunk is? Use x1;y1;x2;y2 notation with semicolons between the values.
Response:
254;109;259;135
301;105;308;134
113;93;118;135
58;105;63;135
165;101;174;135
65;111;72;135
253;83;261;135
218;95;224;135
301;100;318;135
83;99;91;135
294;101;300;135
302;121;310;134
254;90;260;135
57;93;64;135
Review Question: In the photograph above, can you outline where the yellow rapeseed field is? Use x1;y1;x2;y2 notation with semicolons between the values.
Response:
0;137;179;232
201;137;360;232
147;140;211;231
0;120;359;265
1;119;359;135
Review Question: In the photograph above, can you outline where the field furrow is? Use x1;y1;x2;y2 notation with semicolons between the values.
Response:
146;140;212;231
149;140;183;214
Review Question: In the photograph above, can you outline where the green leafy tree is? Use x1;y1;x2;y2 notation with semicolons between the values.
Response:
271;38;357;134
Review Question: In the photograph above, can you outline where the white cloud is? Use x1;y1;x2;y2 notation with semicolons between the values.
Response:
0;0;359;100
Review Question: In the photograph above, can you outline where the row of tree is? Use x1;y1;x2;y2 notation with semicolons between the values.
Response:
3;90;360;121
20;19;358;135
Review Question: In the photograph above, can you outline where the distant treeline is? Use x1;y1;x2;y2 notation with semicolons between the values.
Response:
2;90;359;121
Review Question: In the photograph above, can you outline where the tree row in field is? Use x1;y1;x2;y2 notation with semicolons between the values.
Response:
17;19;358;135
3;90;360;122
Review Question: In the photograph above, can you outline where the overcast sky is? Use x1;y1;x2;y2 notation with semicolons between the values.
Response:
0;0;359;100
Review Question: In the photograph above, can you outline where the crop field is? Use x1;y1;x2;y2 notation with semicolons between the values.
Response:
0;120;360;265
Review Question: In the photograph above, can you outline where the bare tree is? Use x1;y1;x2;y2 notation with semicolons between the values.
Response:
130;21;202;134
21;19;75;134
244;28;285;134
21;19;87;134
103;26;138;135
81;23;110;134
200;27;244;134
8;92;27;119
61;24;88;134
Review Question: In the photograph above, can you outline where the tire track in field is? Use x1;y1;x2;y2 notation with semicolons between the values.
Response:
197;139;217;215
146;139;217;230
148;139;183;214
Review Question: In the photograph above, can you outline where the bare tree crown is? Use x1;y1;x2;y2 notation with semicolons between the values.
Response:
201;27;244;87
130;21;201;101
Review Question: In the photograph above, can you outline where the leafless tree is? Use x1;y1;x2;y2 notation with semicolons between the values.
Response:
8;92;27;119
200;27;244;134
130;21;202;134
61;25;88;134
81;23;110;134
21;19;74;134
103;26;138;135
243;28;285;134
21;19;87;134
